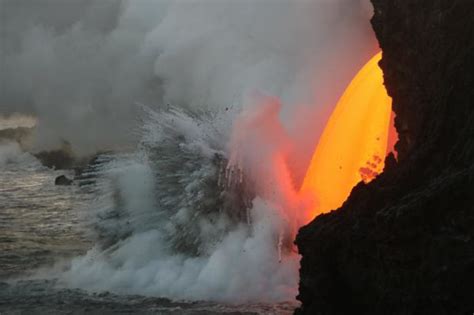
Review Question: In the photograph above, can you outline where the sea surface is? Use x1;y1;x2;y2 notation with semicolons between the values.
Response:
0;163;91;279
0;154;297;314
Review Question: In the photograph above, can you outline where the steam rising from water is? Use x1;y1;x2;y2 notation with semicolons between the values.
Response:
0;142;39;168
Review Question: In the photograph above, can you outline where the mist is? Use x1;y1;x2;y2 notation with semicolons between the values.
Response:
1;0;376;160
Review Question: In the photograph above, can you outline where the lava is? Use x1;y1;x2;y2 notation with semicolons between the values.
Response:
300;52;393;220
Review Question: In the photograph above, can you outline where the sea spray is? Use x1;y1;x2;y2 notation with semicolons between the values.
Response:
61;107;298;302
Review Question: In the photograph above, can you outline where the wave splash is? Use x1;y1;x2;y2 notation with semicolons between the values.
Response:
60;106;299;302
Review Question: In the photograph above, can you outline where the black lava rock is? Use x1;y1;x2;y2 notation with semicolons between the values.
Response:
34;141;75;170
55;175;73;186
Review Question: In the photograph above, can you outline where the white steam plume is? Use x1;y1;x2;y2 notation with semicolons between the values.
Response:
1;0;375;161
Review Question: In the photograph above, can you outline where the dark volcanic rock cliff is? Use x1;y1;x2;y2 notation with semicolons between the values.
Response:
296;1;474;314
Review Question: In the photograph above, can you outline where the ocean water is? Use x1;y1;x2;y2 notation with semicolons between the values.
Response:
0;149;92;279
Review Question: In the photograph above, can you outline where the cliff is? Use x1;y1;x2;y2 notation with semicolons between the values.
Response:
295;1;474;314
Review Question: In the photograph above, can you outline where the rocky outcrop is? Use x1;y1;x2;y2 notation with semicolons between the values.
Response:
34;141;76;170
54;175;73;186
296;1;474;314
34;142;102;171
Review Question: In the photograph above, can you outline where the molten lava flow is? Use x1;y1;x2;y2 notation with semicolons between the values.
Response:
300;52;393;220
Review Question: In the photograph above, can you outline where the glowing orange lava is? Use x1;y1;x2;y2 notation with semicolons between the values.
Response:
300;52;393;220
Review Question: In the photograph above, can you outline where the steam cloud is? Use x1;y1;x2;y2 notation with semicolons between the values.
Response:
1;0;375;161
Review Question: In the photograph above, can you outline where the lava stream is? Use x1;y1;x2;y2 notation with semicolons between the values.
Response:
300;52;393;221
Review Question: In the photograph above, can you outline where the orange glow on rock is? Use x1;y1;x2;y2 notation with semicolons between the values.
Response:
300;52;393;220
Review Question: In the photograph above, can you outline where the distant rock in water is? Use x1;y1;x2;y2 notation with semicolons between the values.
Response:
55;175;73;186
34;141;76;170
296;1;474;314
34;141;101;171
35;150;75;170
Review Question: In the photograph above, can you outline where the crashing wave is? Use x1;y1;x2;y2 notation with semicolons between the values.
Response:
91;106;254;256
59;106;299;302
